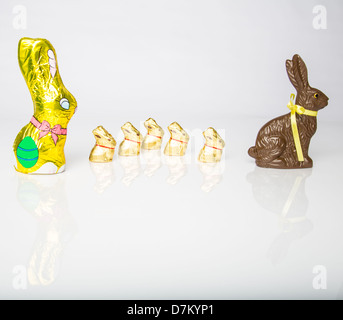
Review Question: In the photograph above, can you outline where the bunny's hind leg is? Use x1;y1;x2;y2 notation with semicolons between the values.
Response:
254;136;286;168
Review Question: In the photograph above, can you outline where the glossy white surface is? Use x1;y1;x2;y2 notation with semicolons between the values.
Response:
1;0;342;300
1;115;343;300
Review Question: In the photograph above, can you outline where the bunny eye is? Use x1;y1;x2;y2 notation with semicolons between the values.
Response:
314;93;319;99
60;98;70;110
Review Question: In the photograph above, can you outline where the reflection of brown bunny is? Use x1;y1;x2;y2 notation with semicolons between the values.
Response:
119;122;142;156
248;55;329;169
89;126;116;163
198;127;225;163
164;122;189;156
142;118;164;150
247;167;313;264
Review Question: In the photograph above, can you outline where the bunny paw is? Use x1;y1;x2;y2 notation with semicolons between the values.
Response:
29;163;65;175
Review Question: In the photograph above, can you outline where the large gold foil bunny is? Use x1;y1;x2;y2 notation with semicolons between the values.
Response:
13;38;77;174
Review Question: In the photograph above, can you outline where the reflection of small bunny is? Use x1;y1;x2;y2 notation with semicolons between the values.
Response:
119;122;143;156
13;38;77;174
198;127;225;163
142;149;162;177
119;156;141;186
165;156;187;185
248;55;328;169
198;162;224;192
89;162;115;194
142;118;164;150
89;126;116;163
164;122;189;156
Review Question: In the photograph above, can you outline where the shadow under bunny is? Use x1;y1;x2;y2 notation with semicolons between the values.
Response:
16;173;76;286
247;167;313;265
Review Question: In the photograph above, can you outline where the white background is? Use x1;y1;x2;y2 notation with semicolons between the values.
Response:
0;0;343;300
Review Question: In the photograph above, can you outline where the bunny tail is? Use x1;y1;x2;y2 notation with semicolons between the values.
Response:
248;146;257;159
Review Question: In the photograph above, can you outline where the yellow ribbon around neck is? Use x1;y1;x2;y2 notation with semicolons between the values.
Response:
287;94;318;162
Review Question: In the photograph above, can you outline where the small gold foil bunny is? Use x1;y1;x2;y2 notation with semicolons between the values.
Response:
119;122;143;156
164;122;189;156
142;118;164;150
89;126;116;163
198;127;225;163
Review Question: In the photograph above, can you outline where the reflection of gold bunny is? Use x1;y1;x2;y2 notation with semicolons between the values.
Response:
198;162;224;192
119;122;143;156
198;127;225;163
13;38;77;174
89;162;115;194
165;156;187;185
164;122;189;156
89;126;116;163
16;175;76;286
119;156;141;186
142;149;162;177
142;118;164;150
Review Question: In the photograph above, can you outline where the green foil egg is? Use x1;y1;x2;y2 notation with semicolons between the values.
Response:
17;137;39;168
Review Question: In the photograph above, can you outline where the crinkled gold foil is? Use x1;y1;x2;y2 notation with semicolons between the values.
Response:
198;127;225;163
89;126;116;163
13;38;77;174
142;118;164;150
164;122;189;156
118;122;142;156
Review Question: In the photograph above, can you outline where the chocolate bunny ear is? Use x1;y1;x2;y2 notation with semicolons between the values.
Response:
286;54;309;91
18;38;60;100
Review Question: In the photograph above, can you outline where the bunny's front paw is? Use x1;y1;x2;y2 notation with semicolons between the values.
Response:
26;163;65;175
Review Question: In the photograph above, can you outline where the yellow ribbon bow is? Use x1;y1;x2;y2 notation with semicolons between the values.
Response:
287;94;318;162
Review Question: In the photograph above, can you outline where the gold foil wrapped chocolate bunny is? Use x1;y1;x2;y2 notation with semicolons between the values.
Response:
164;122;189;156
13;38;77;174
142;118;164;150
198;127;225;163
89;126;116;163
118;122;143;156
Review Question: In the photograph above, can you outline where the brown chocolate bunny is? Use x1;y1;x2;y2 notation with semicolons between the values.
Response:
248;54;329;169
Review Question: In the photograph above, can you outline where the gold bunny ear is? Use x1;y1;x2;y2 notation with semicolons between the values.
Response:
18;38;60;100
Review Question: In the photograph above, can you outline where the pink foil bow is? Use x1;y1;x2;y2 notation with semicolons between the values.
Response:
31;116;67;145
